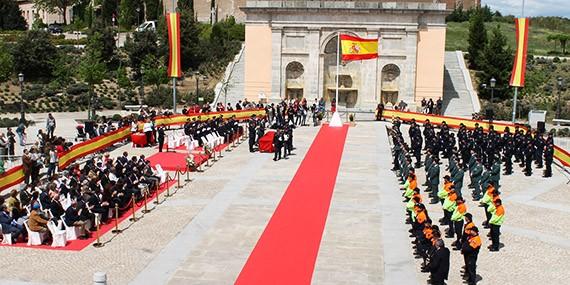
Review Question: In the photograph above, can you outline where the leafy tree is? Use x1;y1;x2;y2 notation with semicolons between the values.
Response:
178;0;193;11
101;0;118;26
125;30;159;77
142;54;168;98
178;5;202;71
12;30;57;79
145;0;160;21
119;0;136;28
78;48;106;120
87;27;116;65
0;40;12;82
478;25;513;100
33;0;80;25
0;0;27;30
547;33;570;54
51;51;75;87
467;8;487;69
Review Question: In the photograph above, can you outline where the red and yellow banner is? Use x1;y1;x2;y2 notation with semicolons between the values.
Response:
166;13;182;78
0;109;266;193
510;18;530;87
340;34;379;61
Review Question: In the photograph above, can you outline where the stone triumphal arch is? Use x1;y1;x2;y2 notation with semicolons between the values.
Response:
242;1;449;110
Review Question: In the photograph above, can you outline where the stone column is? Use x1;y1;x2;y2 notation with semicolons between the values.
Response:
271;27;283;101
305;28;321;102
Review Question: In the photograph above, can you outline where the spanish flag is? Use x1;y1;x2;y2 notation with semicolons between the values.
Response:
510;18;530;87
166;13;181;78
340;34;379;61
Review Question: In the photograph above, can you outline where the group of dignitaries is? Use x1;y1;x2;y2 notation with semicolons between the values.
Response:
247;114;295;161
389;117;528;285
179;115;243;151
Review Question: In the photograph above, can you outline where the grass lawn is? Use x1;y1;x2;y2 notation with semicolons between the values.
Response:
446;21;565;55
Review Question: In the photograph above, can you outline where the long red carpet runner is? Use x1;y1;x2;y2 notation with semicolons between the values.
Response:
235;125;349;285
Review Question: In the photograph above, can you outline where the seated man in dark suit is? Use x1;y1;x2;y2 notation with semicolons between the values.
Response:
64;201;91;239
0;205;23;243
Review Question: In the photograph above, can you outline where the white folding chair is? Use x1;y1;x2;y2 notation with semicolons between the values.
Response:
155;164;167;183
0;224;12;245
62;193;72;210
23;220;47;246
47;221;66;247
61;214;83;241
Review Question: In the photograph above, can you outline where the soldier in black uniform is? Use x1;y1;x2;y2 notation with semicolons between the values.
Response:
273;129;283;161
503;140;514;175
248;117;257;152
534;132;545;169
543;142;554;178
524;142;534;176
157;125;165;152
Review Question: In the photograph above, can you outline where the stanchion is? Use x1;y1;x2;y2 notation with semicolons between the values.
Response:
212;147;217;162
166;174;172;196
92;221;103;248
111;204;122;234
154;183;161;205
142;191;151;213
129;197;138;222
175;170;183;190
185;166;191;182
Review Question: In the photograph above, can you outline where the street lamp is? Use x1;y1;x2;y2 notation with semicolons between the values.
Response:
556;76;563;119
490;77;496;104
194;71;200;105
18;73;24;123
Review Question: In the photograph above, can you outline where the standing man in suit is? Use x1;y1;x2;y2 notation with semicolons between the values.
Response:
157;125;165;152
428;239;450;285
273;130;283;161
248;117;257;153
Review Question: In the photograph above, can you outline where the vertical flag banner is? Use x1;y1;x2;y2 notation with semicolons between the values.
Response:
166;13;181;78
510;18;530;87
340;34;379;61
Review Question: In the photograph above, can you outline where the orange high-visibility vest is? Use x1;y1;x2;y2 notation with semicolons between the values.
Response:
469;235;482;249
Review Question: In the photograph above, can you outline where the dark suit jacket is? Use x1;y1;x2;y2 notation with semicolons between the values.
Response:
429;247;450;282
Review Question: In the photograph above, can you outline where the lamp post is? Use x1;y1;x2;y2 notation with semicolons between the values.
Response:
557;76;563;119
18;73;24;123
490;77;496;104
194;71;200;105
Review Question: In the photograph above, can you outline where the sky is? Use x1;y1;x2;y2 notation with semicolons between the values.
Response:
482;0;570;17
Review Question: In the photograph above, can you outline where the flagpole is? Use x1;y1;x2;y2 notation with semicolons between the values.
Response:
512;87;518;123
329;32;343;127
336;31;340;113
172;0;177;114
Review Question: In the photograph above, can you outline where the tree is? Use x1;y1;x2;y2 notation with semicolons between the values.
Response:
33;0;80;25
87;27;116;65
0;0;27;30
51;51;75;87
0;40;12;82
478;25;513;100
78;48;106;120
12;30;57;79
119;0;136;28
142;54;168;98
547;33;570;54
145;0;160;21
101;0;118;26
178;0;193;11
125;30;159;77
178;5;202;71
467;8;487;69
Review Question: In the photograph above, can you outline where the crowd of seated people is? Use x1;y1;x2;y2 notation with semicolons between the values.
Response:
0;151;162;245
183;115;243;149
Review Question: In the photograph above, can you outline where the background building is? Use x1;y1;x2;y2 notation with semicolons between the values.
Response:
241;0;450;110
17;0;73;29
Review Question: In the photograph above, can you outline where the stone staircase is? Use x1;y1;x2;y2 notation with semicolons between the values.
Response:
212;46;246;107
442;51;480;118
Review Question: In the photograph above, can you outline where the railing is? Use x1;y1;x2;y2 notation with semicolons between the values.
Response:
245;1;447;10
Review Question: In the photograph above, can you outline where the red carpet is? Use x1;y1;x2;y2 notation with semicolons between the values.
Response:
0;180;176;251
235;124;349;285
147;142;230;171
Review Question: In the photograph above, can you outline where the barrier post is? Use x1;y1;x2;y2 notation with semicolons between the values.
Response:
111;204;122;234
154;183;161;205
129;197;138;222
93;272;107;285
92;221;103;248
185;166;191;182
212;146;217;162
175;170;183;190
142;190;151;213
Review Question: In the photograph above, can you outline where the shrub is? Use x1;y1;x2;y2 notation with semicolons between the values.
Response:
66;83;89;95
112;114;122;121
558;128;570;137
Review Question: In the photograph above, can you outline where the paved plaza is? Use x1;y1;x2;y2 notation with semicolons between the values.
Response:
0;121;569;284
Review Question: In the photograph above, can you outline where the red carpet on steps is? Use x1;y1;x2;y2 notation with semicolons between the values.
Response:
0;180;176;251
235;124;349;285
